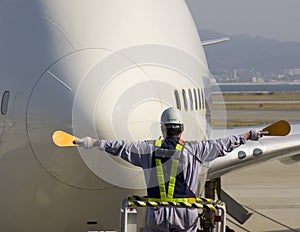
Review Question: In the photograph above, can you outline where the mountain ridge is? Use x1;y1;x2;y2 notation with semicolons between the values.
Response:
200;29;300;74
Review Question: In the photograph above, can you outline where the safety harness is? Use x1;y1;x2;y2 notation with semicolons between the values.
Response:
147;139;197;203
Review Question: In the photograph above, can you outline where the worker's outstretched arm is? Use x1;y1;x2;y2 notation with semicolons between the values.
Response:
195;130;262;162
75;137;152;167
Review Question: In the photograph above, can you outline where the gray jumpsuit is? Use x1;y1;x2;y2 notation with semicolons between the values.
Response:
94;134;247;231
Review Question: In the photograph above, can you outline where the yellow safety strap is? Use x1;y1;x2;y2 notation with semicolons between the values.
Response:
155;140;183;150
175;143;183;151
155;140;162;147
154;139;183;201
155;159;167;200
167;159;179;199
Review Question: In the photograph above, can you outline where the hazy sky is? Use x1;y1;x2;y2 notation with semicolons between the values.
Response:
186;0;300;43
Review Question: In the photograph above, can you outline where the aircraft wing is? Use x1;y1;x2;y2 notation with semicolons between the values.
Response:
204;125;300;224
208;133;300;180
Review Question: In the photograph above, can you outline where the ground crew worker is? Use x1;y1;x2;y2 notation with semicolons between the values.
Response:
75;107;261;231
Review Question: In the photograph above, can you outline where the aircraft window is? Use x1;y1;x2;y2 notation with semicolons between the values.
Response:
1;91;9;115
182;89;188;111
204;88;209;110
193;89;198;110
1;91;10;115
174;90;181;110
197;88;202;109
202;89;206;109
188;89;194;111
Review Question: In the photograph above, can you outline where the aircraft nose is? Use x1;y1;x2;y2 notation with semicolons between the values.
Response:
127;101;163;140
93;69;171;141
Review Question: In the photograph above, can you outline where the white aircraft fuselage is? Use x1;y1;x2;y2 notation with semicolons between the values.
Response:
0;1;213;231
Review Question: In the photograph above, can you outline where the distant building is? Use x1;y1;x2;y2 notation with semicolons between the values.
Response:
233;69;238;80
288;68;300;76
252;76;264;83
257;77;264;83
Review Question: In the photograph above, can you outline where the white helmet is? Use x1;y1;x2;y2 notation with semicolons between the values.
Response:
160;107;183;125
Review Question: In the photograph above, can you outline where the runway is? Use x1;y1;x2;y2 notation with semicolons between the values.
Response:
222;160;300;231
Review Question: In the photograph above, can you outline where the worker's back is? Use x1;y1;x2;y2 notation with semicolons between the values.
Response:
146;136;200;200
144;135;200;232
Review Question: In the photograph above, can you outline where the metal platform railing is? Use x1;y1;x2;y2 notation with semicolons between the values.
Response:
120;196;226;232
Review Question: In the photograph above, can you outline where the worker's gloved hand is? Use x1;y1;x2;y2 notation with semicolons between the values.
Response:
74;137;95;149
249;130;262;141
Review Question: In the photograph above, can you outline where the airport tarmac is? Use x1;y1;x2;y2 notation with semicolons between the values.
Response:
222;160;300;232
